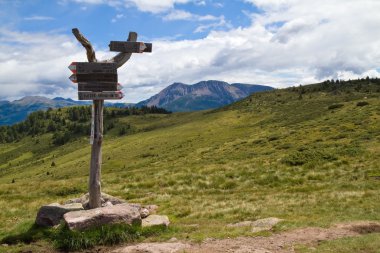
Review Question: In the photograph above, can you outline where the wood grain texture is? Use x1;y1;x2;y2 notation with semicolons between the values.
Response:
88;99;103;208
72;28;97;63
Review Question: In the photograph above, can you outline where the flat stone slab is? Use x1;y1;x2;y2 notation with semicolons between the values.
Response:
227;217;283;232
36;203;83;227
251;217;283;233
63;203;141;230
142;215;170;228
112;242;190;253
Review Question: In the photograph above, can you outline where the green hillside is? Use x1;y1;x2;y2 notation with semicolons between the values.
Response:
0;79;379;252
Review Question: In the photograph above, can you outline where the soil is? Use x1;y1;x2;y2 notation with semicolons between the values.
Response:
108;221;380;253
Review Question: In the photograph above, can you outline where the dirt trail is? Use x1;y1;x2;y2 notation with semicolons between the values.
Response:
110;221;380;253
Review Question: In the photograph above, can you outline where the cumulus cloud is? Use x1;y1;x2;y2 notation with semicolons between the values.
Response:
64;0;192;13
163;9;219;21
2;0;380;103
24;16;55;21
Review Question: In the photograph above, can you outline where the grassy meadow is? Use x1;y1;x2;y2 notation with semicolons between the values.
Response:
0;80;379;252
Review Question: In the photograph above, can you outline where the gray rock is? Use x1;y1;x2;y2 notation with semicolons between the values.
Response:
35;203;83;227
227;221;254;228
140;208;150;218
103;201;113;207
142;215;170;228
251;217;283;233
144;204;158;214
63;203;141;230
65;192;126;209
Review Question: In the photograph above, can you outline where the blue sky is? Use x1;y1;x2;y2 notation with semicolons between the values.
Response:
0;0;255;46
0;0;380;102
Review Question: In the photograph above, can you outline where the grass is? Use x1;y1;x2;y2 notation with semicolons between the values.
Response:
1;222;168;252
0;81;379;251
295;234;380;253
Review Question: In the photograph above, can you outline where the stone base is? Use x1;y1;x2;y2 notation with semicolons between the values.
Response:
35;193;169;230
64;203;141;230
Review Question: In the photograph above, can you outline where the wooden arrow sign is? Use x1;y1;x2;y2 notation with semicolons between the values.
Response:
70;73;118;83
78;91;124;100
78;82;122;92
109;41;152;53
69;62;117;74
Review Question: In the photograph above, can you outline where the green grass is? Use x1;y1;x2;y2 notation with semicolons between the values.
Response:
0;81;379;251
296;234;380;253
1;222;168;252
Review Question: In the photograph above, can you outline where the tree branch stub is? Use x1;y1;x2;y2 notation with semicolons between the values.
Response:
71;28;137;68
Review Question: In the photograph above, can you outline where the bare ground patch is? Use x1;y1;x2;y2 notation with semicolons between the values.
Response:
109;221;380;253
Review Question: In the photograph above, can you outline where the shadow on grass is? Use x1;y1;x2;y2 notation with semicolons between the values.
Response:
1;223;168;252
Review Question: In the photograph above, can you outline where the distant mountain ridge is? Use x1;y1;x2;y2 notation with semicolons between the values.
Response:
0;96;133;126
136;80;273;112
0;81;273;126
0;96;87;126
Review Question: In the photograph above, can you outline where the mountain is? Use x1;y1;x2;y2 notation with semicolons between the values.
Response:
0;96;135;126
136;80;273;112
0;96;87;126
0;81;271;125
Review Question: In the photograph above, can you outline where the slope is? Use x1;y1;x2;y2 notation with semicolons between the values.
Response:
0;79;379;252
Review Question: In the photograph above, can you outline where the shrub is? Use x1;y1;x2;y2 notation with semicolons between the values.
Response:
328;103;344;110
356;101;369;107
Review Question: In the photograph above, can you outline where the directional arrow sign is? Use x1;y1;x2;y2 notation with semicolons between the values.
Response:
109;41;152;53
70;73;118;83
68;62;117;74
78;82;123;92
69;74;77;83
78;91;124;100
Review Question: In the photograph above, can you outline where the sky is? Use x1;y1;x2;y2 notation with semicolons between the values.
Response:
0;0;380;103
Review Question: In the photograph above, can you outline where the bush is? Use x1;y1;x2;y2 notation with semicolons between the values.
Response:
328;103;344;110
356;101;369;107
282;149;337;166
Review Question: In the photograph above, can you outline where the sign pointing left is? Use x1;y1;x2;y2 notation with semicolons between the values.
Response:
69;74;77;83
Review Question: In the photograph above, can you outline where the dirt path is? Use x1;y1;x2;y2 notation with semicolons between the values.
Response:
110;221;380;253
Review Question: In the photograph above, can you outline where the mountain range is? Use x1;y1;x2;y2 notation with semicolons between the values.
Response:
137;80;273;112
0;80;273;126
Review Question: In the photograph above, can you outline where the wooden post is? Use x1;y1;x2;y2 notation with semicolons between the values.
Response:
71;28;143;209
89;99;103;208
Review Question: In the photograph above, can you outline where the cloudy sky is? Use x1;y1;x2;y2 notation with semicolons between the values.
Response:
0;0;380;102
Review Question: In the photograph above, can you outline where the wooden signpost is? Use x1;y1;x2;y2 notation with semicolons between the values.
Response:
70;28;152;209
109;41;152;53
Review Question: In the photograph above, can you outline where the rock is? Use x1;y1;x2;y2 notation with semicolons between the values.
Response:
63;203;141;230
251;217;283;233
227;221;253;228
127;203;151;218
140;208;150;218
144;204;158;214
65;192;126;209
35;203;83;227
142;215;170;228
111;242;190;253
168;237;178;242
103;201;113;207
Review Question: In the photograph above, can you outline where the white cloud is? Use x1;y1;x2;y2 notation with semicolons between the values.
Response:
163;9;219;21
2;1;380;103
24;16;55;21
64;0;193;13
111;13;124;23
194;15;231;33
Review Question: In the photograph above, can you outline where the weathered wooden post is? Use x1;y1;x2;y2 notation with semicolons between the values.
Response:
69;28;152;209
